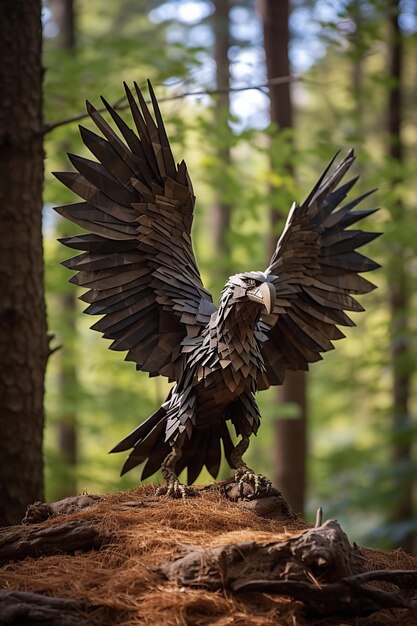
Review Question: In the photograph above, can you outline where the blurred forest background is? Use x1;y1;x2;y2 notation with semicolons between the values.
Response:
0;0;416;551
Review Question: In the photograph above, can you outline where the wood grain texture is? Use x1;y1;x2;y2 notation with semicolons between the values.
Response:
0;0;48;524
56;83;380;488
158;519;362;589
0;519;103;563
0;590;87;626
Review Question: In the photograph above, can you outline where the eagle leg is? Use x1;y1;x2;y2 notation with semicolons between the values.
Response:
156;442;198;499
231;435;273;500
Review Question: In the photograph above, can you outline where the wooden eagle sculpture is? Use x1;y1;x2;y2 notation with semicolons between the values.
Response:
54;81;380;498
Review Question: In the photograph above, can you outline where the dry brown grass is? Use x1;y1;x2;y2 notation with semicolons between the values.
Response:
1;486;416;626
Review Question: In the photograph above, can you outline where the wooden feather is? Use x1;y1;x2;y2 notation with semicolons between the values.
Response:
55;84;380;489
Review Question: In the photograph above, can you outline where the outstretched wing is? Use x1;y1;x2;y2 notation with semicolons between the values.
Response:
256;150;380;390
54;81;216;382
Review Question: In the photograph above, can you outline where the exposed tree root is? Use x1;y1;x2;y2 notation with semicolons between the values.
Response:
232;570;417;617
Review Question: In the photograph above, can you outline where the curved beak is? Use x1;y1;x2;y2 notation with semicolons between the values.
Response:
247;281;276;315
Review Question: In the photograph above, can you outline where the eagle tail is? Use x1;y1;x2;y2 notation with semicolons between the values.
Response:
111;403;235;484
176;421;235;485
110;404;170;477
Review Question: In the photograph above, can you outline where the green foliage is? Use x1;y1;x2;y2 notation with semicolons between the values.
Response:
43;0;202;499
43;0;417;548
292;0;417;547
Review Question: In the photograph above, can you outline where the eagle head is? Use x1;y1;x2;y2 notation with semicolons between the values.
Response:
224;272;277;315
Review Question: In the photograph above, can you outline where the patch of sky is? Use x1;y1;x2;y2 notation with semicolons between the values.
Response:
230;5;262;44
149;1;214;25
43;204;59;234
399;0;417;34
42;5;59;38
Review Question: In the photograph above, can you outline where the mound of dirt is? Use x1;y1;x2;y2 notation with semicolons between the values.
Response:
0;485;416;626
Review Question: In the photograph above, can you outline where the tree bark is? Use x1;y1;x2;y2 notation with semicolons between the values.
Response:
260;0;307;515
159;519;362;589
0;590;87;626
159;516;417;618
0;519;103;563
386;0;413;552
232;570;417;617
54;266;79;498
23;493;101;524
0;0;48;525
50;0;76;50
212;0;232;261
52;0;79;498
350;0;365;133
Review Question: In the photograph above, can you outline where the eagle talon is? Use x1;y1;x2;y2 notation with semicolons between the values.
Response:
234;467;272;500
155;443;198;498
156;480;198;499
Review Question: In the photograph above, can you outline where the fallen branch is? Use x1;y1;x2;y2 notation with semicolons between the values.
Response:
0;519;103;563
159;514;417;619
231;569;417;617
0;589;87;625
23;494;102;524
159;519;362;590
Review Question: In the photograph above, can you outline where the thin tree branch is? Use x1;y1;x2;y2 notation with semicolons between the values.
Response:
42;75;299;135
43;92;127;135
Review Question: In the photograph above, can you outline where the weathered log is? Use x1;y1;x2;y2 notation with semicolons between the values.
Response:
0;519;103;563
23;494;102;524
0;589;87;625
232;569;417;617
158;519;362;589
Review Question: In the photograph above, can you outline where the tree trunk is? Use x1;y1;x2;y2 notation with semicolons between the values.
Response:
55;290;78;497
211;0;234;481
350;0;364;133
0;0;48;525
50;0;75;50
212;0;232;261
51;0;79;498
386;0;413;552
260;0;307;514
